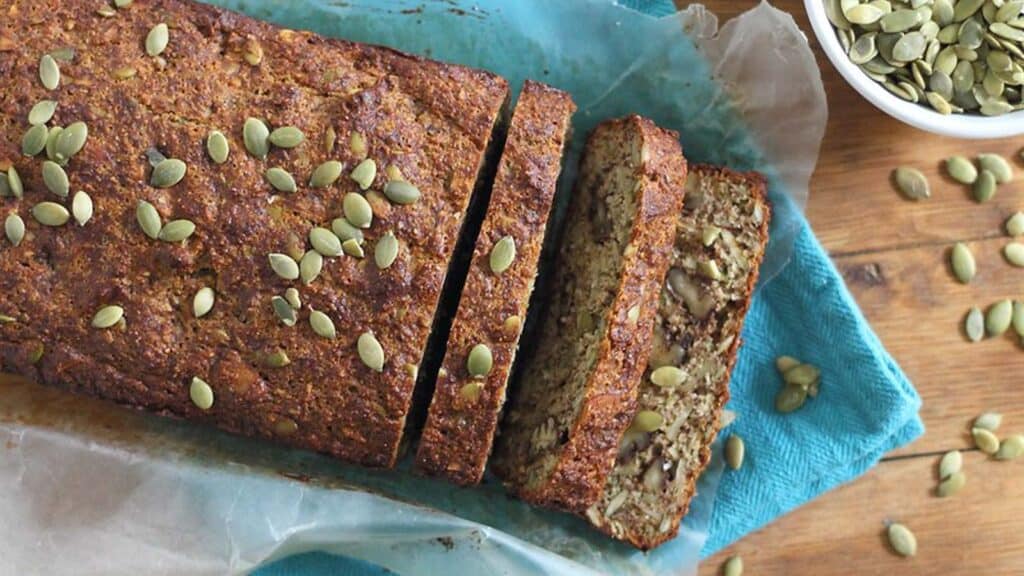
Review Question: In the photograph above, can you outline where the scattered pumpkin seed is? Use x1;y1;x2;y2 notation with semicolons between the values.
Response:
54;121;87;160
784;364;820;387
265;350;291;368
1003;242;1024;266
310;227;342;257
309;309;336;339
330;218;364;244
5;214;25;246
986;299;1013;335
243;117;270;159
300;250;323;285
144;147;167;168
39;54;60;90
383;180;421;204
7;167;21;199
974;412;1003;431
965;306;985;342
723;556;743;576
775;383;808;413
374;232;399;269
467;343;493;377
28;100;57;125
775;355;801;373
350;159;377;190
937;470;966;497
489;235;516;274
342;237;365;258
938;449;962;479
136;200;162;239
193;287;215;318
978;153;1014;183
1013;301;1024;337
22;124;48;157
973;169;997;202
633;410;664;432
349;131;367;158
887;523;917;558
342;192;373;228
323;126;336;154
146;23;169;57
950;242;976;283
1006;212;1024;236
385;164;404;182
49;47;75;62
357;331;385;371
725;435;745;470
158;219;195;242
0;173;8;197
893;166;930;200
45;126;63;163
650;366;686;388
996;434;1024;460
973;427;1001;454
41;161;69;198
309;160;343;188
150;158;187;188
266;167;297;193
91;305;124;329
460;381;484;402
271;296;296;326
284;287;301;310
268;126;304;149
98;5;117;17
31;202;69;226
268;253;300;280
71;191;92;226
189;377;214;410
206;130;229;164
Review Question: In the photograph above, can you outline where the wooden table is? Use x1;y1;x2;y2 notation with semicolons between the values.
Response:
684;1;1024;574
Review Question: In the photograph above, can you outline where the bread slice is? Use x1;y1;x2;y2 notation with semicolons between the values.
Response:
584;165;770;550
414;81;576;485
0;0;507;469
493;116;688;512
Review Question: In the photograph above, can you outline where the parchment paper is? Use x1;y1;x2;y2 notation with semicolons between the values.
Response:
0;2;826;574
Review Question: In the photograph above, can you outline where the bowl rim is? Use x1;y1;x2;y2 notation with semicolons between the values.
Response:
803;0;1024;139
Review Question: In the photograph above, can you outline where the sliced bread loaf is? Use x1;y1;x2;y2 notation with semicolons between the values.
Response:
493;116;688;512
415;81;576;485
584;165;771;549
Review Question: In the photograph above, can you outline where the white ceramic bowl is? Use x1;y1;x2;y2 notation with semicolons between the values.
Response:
804;0;1024;139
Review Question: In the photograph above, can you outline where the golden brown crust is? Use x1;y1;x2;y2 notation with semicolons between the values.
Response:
495;115;688;512
0;0;507;468
414;81;575;485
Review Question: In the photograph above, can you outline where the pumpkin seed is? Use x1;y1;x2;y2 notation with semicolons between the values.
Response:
45;126;63;163
300;250;323;285
342;237;365;258
342;192;373;228
22;124;48;157
1004;242;1024;266
826;0;852;29
950;242;976;283
385;164;404;182
887;523;917;557
998;1;1024;22
207;130;229;164
49;46;75;62
310;226;342;257
268;253;300;280
374;232;399;269
271;296;296;326
893;166;930;200
268;126;304;148
846;4;885;25
136;200;162;239
934;0;955;25
986;299;1013;335
91;305;124;329
974;411;1003;431
284;287;301;310
992;21;1024;41
926;91;954;113
309;160;343;188
466;343;493;377
266;167;297;193
784;364;820;387
938;449;962;479
1005;212;1024;236
39;54;60;90
309;309;336;340
1013;301;1024;337
28;100;57;125
650;366;686;388
945;156;978;183
31;202;69;226
5;214;25;246
489;235;516;274
632;410;664;432
0;173;7;198
937;470;966;497
973;169;997;202
383;180;421;205
959;18;986;50
775;383;808;413
158;219;195;242
893;32;927;62
323;126;336;154
972;427;1001;454
988;50;1014;72
881;9;922;33
41;161;69;198
965;306;985;341
460;381;484;402
850;33;879;64
146;23;169;56
978;153;1013;183
71;191;92;226
151;158;187;188
144;147;167;168
189;377;214;410
243;117;270;159
996;434;1024;460
350;159;377;190
357;331;385;371
954;0;986;21
725;435;745;470
723;556;743;576
193;287;215;318
243;38;264;66
775;355;801;373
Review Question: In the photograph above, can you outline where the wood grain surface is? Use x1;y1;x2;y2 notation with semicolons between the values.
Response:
681;1;1024;574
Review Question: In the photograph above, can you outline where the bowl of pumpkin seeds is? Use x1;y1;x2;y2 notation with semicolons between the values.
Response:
808;0;1024;138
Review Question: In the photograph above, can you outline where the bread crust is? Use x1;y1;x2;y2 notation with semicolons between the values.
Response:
0;0;507;468
414;81;576;485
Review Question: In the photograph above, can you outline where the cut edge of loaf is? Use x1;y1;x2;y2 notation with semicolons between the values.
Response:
414;81;576;484
585;165;771;549
493;115;688;512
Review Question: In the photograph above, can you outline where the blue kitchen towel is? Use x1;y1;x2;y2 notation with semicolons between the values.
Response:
256;0;924;573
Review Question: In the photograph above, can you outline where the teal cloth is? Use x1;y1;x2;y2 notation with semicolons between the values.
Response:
255;0;924;573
